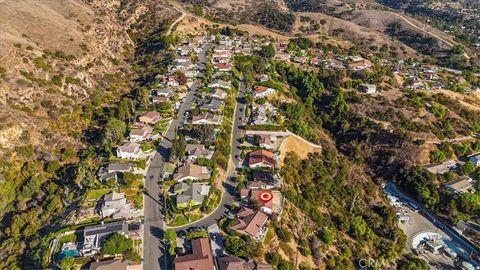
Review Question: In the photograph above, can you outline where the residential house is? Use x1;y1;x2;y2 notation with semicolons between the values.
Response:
176;55;191;63
255;74;270;82
165;75;179;87
219;36;232;46
230;207;268;241
469;153;480;166
250;103;276;125
213;63;232;72
311;58;322;66
99;192;140;219
173;182;211;208
275;52;290;61
240;189;283;215
198;98;223;112
82;221;128;256
208;80;231;89
254;134;274;149
209;88;228;100
139;111;161;125
248;150;276;169
174;237;215;270
251;171;279;188
152;95;168;104
155;88;174;98
192;112;223;125
212;51;232;63
185;144;214;162
218;255;272;270
253;86;276;98
177;45;192;56
444;176;476;194
292;56;307;64
325;59;345;70
107;163;133;174
97;163;133;183
348;59;372;71
89;259;129;270
173;163;211;182
359;84;377;94
129;126;153;142
424;159;457;174
116;142;141;159
311;49;323;58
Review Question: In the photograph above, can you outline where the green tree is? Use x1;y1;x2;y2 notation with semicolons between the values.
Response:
102;118;127;149
165;229;177;256
59;256;75;270
429;149;446;163
117;98;134;122
452;44;465;55
136;87;150;106
460;160;476;175
319;227;334;245
102;233;133;255
260;44;275;59
330;90;349;117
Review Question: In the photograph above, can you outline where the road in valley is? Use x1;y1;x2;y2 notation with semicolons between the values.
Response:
142;49;205;270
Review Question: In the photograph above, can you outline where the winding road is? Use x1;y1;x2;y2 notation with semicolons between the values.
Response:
396;13;470;59
167;80;247;232
142;45;248;269
142;48;206;270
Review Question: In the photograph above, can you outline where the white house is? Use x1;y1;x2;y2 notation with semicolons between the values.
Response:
116;142;141;159
129;126;153;142
253;86;276;98
469;153;480;166
191;112;223;125
165;76;179;87
208;80;231;89
359;84;377;94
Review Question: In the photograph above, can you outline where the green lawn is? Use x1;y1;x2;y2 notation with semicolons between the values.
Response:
86;188;115;200
186;230;208;240
168;213;203;227
164;162;175;174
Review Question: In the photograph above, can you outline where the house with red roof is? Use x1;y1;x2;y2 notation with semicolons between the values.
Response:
248;150;276;169
253;86;276;99
230;207;269;241
174;237;215;270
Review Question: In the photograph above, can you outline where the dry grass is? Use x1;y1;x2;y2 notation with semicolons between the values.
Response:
278;135;321;167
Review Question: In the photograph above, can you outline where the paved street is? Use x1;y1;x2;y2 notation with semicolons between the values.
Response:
169;80;247;232
142;50;205;270
231;81;247;171
142;48;249;269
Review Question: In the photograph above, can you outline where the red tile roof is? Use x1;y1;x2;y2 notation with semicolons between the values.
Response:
248;150;276;168
174;237;214;270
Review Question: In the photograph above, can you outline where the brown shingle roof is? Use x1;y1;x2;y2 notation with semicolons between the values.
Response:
173;163;211;181
230;207;268;239
174;237;214;270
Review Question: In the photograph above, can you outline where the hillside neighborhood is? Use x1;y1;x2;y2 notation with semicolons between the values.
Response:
45;24;480;270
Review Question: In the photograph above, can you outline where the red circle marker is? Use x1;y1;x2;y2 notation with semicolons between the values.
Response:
258;191;273;203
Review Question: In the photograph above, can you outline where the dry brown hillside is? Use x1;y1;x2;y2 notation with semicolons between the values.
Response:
0;0;177;156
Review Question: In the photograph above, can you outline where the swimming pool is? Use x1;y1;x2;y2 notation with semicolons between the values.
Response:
57;249;80;260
